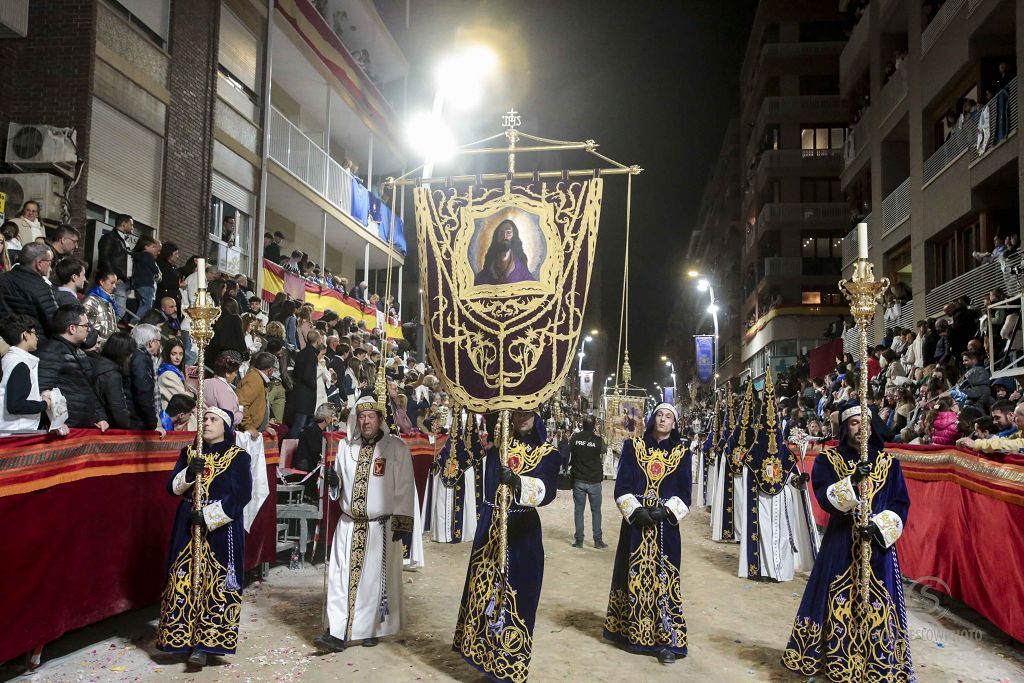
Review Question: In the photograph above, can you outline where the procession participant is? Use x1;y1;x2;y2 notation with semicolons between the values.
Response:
712;385;754;543
740;368;815;582
423;407;479;544
315;394;415;652
603;402;691;664
781;401;913;681
696;399;719;508
453;410;560;683
155;408;252;669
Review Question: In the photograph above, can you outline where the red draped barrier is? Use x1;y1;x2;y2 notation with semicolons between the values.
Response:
0;429;279;664
795;442;1024;643
0;428;443;663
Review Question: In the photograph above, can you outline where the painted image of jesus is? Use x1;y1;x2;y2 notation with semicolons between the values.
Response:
473;219;535;285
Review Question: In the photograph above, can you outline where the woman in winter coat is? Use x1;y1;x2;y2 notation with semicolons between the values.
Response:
155;241;182;307
929;396;961;446
157;337;193;411
92;332;138;430
208;298;247;363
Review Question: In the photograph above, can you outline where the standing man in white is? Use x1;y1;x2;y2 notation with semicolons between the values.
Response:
315;394;415;652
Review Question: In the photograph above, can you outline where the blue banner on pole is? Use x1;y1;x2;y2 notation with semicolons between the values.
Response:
695;335;714;384
662;386;675;405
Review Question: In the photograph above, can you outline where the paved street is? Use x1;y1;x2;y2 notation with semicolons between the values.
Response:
11;482;1024;682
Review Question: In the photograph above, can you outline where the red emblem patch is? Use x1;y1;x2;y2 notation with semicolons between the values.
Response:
647;460;664;479
373;459;386;477
507;454;522;473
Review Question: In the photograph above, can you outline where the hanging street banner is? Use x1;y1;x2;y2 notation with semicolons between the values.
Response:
663;386;675;405
413;179;603;412
579;370;595;402
695;335;715;384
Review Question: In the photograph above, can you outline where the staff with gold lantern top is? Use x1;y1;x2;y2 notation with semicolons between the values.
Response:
156;259;253;670
781;224;914;681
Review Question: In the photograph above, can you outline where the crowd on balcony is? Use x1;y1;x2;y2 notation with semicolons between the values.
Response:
843;0;869;34
0;207;433;446
882;49;907;86
759;290;1024;459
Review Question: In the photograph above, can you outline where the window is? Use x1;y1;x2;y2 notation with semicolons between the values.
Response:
929;216;988;286
801;232;843;276
209;198;252;277
801;126;846;151
106;0;169;48
800;178;842;202
218;6;262;105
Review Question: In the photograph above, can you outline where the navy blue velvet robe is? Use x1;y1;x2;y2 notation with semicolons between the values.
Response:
782;441;913;681
423;430;479;541
156;440;252;656
453;424;560;683
604;434;692;656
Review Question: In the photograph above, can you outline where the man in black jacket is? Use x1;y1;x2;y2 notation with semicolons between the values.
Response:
128;323;162;431
0;242;60;336
288;329;323;437
568;415;607;549
97;214;133;320
290;402;337;500
36;304;109;431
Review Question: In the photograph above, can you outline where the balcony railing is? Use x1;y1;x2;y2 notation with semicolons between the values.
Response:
755;149;842;187
925;253;1024;318
269;106;355;215
843;112;871;169
841;214;870;268
761;95;845;118
758;202;850;228
764;257;803;278
968;0;984;12
923;77;1018;185
881;178;910;236
922;0;967;54
876;65;908;122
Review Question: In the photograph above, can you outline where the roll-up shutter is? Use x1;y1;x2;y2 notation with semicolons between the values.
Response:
87;98;164;228
219;6;261;94
118;0;169;41
212;172;256;216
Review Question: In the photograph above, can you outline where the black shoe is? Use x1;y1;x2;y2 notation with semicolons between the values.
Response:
362;637;379;647
187;649;207;669
594;540;608;549
314;632;347;653
571;540;584;548
657;649;676;664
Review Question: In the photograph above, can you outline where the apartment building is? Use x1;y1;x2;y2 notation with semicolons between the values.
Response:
839;0;1020;347
737;0;850;379
0;0;408;302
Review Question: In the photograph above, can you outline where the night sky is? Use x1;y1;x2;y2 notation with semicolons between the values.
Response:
391;0;757;387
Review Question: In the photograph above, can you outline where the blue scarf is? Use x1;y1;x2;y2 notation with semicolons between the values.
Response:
88;285;119;317
157;363;185;383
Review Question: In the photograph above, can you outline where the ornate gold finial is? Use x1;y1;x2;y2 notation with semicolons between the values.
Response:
501;108;521;130
622;350;632;384
628;165;644;175
374;363;387;413
584;139;598;153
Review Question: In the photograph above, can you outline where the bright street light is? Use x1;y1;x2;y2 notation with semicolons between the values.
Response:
697;278;710;292
585;335;593;342
435;44;498;109
590;328;599;335
406;111;455;161
687;269;700;278
707;302;720;315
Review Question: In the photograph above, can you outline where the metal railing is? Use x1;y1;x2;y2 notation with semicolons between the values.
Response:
843;113;871;169
268;106;355;218
876;65;908;122
841;214;871;269
756;149;841;188
924;252;1024;318
757;202;850;227
923;77;1018;185
922;0;967;54
967;0;984;12
881;178;910;236
842;324;876;358
764;257;803;278
922;119;975;184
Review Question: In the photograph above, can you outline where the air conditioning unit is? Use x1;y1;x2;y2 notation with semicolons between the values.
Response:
5;123;78;178
0;173;66;224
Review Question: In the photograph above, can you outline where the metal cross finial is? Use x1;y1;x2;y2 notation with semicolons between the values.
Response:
502;108;521;130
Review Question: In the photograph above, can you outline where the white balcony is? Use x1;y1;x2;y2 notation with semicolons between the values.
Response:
922;0;967;54
881;178;910;236
876;65;908;124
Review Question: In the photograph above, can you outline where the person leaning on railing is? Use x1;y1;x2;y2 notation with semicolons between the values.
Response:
958;402;1024;454
0;313;53;434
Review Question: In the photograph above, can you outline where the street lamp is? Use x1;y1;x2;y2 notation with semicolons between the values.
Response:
688;270;720;393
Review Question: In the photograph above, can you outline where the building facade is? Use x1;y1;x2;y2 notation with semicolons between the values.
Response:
0;0;409;307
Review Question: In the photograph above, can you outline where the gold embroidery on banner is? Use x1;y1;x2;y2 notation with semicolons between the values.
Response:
344;441;376;640
604;439;687;648
156;446;244;652
413;181;603;413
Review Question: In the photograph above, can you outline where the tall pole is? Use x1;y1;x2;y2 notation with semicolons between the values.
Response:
709;283;719;393
838;243;887;676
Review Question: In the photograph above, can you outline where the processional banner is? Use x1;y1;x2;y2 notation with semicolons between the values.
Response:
413;179;603;411
602;394;644;444
695;335;715;384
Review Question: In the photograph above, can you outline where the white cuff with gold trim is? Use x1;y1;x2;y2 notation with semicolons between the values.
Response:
826;476;859;513
616;493;641;520
202;502;233;530
871;510;904;548
517;476;545;507
664;496;689;523
172;469;193;496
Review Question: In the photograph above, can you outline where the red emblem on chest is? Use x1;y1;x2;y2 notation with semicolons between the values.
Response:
373;459;386;477
507;454;522;474
647;460;664;479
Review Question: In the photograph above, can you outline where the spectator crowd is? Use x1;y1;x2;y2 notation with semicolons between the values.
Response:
0;207;441;446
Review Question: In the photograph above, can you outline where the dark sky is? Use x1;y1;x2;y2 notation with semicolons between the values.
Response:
392;0;756;388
